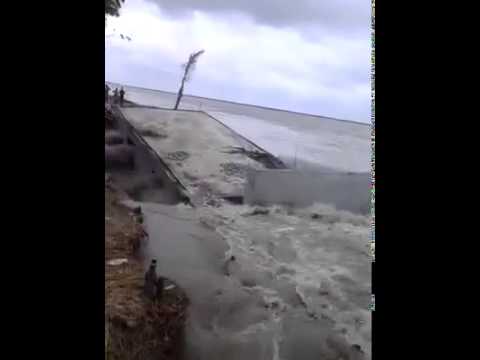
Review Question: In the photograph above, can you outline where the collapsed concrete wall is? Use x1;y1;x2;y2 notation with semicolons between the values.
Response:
244;169;371;214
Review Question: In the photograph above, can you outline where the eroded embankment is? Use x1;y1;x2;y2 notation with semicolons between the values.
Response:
105;106;189;360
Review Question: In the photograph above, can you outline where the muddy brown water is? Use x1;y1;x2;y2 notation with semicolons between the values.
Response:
133;199;369;360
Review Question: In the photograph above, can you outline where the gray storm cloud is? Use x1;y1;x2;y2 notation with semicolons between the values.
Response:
145;0;370;30
106;0;371;122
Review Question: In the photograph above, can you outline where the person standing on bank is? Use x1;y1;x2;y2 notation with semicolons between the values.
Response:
144;259;158;300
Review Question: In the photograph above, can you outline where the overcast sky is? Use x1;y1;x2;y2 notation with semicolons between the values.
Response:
105;0;371;122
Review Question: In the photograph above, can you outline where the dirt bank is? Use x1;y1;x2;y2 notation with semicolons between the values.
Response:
105;106;189;360
105;179;189;360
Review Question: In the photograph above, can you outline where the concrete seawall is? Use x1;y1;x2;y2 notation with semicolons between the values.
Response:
117;106;285;205
245;169;371;214
121;103;287;166
113;104;370;214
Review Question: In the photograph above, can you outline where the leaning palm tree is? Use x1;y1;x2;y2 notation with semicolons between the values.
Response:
174;50;205;110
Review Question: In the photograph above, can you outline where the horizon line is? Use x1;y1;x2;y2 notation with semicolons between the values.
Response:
106;80;370;126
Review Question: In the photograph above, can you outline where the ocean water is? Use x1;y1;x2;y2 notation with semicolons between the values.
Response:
107;83;371;173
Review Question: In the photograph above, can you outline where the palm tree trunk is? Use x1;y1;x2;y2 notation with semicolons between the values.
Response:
174;81;184;110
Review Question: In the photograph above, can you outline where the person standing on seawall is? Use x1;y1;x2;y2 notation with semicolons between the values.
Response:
113;88;119;104
105;84;110;104
119;87;125;107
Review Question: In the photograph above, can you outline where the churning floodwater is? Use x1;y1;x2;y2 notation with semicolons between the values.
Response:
139;201;371;360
